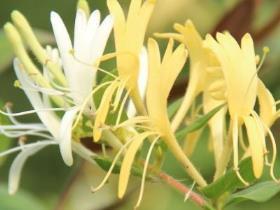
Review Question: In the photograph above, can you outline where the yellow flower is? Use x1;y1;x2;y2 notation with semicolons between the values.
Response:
117;39;207;201
156;20;226;170
155;20;210;131
205;32;265;181
107;0;156;114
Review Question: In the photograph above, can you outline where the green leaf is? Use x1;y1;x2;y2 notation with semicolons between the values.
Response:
175;104;225;140
0;29;54;73
201;158;255;199
168;98;183;119
0;185;47;210
226;181;280;206
94;157;144;178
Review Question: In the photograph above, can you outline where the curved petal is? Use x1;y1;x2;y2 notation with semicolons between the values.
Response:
8;143;50;194
244;116;264;178
59;107;79;166
13;59;60;138
50;11;73;80
118;132;153;198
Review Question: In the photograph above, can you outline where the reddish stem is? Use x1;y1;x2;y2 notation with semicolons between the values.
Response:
158;172;207;207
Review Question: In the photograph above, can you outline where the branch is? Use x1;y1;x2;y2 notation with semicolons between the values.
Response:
158;172;207;207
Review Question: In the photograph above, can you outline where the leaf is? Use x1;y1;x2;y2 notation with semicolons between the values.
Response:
175;104;225;140
226;181;280;206
0;29;54;73
201;158;256;199
168;98;183;119
0;185;46;210
94;157;144;178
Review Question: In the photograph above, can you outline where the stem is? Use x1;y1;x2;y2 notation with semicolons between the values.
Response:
165;134;208;187
158;172;207;208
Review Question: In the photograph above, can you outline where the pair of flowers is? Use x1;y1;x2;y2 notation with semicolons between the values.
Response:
1;0;279;207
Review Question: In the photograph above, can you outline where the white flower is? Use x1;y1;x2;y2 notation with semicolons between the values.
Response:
50;9;113;106
0;7;113;194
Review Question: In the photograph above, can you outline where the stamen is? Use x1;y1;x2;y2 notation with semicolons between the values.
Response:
0;107;65;117
18;136;27;146
262;123;279;182
72;81;113;130
91;139;133;192
71;53;118;79
112;80;127;112
232;118;249;186
93;81;121;141
5;104;21;125
0;140;57;158
234;167;249;186
115;90;130;125
251;111;268;156
135;137;159;209
242;47;270;109
101;143;107;157
0;128;52;139
257;47;270;72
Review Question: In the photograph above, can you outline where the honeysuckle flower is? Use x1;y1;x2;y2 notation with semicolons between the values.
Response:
92;0;155;142
0;59;60;194
109;39;208;208
107;0;156;115
145;38;206;186
204;32;276;183
50;6;113;106
155;20;227;169
155;20;210;131
1;1;118;194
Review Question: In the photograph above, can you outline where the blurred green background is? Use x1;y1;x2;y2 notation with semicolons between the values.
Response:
1;0;280;209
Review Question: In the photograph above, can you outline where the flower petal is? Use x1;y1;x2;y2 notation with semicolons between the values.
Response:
244;115;264;178
50;12;73;79
257;80;276;127
118;132;152;198
8;143;50;194
59;107;79;166
13;59;60;138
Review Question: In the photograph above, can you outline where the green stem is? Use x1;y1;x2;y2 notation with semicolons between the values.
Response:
165;133;208;187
